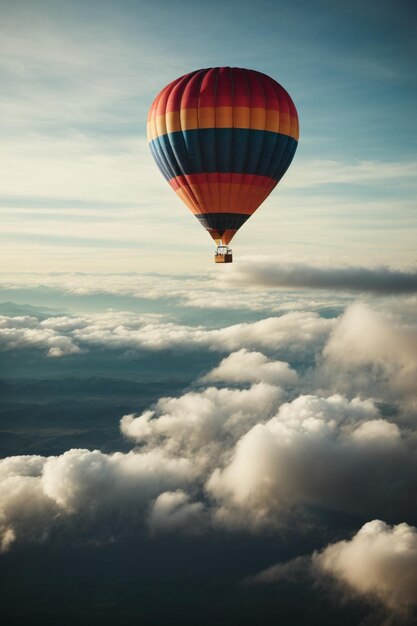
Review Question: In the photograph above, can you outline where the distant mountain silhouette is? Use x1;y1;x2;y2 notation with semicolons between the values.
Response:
0;301;67;318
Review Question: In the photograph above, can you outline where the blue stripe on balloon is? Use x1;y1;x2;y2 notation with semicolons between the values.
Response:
149;129;297;181
195;213;250;231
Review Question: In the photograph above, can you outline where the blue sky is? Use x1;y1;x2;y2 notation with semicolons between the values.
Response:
1;0;416;271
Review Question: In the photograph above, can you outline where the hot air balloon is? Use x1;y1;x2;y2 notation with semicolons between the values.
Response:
147;67;299;263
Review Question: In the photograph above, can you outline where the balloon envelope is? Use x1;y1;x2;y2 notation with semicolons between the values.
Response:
147;67;299;246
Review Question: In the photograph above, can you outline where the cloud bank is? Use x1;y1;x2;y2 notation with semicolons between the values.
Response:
0;309;334;357
226;262;417;293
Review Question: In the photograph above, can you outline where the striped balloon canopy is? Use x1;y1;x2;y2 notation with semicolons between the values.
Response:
147;67;299;250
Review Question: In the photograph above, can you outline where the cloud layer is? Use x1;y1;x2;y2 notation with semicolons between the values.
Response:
1;294;417;618
227;261;417;293
0;309;334;357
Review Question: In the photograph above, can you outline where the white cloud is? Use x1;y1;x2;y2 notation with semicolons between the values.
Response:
2;369;417;548
0;319;82;357
0;447;194;549
207;394;416;527
0;309;334;357
321;302;417;395
147;491;205;534
121;383;283;465
351;419;401;444
0;377;282;549
42;448;193;512
314;520;417;612
1;297;417;549
70;310;333;355
202;349;298;386
0;455;59;549
0;315;39;328
212;313;333;353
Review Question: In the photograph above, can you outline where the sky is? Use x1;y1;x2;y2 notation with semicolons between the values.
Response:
1;0;416;272
1;1;417;625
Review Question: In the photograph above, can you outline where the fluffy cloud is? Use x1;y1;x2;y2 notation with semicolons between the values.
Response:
314;520;417;612
0;376;284;549
124;388;408;531
1;298;417;553
147;490;205;534
2;332;417;550
0;448;194;550
0;455;55;550
42;448;194;513
202;349;298;386
0;315;81;357
207;394;417;526
249;520;417;615
71;310;333;355
121;383;283;464
321;302;417;397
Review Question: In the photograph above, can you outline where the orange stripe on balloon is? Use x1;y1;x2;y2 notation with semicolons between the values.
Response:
172;182;276;215
147;108;299;140
198;107;216;127
175;186;202;215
